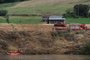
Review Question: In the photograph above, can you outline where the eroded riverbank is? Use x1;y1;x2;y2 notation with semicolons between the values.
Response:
0;29;90;55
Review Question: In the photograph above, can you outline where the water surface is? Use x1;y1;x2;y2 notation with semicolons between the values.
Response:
0;55;90;60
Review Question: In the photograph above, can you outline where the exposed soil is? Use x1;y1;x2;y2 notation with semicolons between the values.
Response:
0;24;53;32
0;24;90;31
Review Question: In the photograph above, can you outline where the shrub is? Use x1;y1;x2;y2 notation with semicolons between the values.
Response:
0;0;28;3
0;10;8;16
74;4;89;17
80;42;90;55
63;9;78;18
0;40;8;50
88;13;90;17
63;4;90;18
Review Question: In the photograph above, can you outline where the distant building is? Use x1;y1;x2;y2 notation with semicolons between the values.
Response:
42;16;66;24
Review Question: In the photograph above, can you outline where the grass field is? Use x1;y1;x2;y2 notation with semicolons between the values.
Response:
0;0;90;24
7;4;73;15
0;2;18;9
0;0;89;15
67;18;90;24
0;16;90;24
0;16;42;24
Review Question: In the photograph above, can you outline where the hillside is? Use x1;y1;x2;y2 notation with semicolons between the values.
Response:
3;0;89;15
13;0;82;7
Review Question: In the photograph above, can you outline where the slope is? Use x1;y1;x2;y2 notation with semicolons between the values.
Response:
3;0;90;15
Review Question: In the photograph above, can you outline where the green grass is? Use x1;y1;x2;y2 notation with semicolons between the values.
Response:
0;16;90;24
7;4;72;15
0;16;42;24
67;18;90;24
0;0;90;15
0;0;90;24
6;0;90;15
0;2;18;9
0;17;7;23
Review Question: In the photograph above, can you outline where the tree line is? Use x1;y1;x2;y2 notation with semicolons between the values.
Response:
63;4;90;18
0;0;27;3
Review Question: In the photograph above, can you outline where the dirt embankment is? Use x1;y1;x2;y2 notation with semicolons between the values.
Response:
0;24;90;31
0;24;90;55
0;24;53;32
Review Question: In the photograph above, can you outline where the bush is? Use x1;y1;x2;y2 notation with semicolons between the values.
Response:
88;13;90;17
63;4;90;18
63;9;78;18
74;4;89;17
0;0;28;3
0;10;8;16
80;42;90;55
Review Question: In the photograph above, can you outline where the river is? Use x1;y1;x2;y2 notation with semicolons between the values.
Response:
0;55;90;60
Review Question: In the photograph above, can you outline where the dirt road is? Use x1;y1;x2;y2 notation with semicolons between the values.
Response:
0;24;54;32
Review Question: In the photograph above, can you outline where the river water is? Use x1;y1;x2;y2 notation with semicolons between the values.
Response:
0;55;90;60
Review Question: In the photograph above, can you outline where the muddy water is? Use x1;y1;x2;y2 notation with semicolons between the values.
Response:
0;55;90;60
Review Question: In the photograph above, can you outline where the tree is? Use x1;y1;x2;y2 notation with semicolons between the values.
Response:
0;0;27;3
74;4;89;17
0;10;10;23
63;9;77;18
0;10;7;16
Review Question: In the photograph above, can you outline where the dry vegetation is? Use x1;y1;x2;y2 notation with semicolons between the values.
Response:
0;24;90;55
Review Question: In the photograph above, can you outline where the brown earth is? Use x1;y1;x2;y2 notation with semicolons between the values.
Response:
0;24;90;31
0;24;54;32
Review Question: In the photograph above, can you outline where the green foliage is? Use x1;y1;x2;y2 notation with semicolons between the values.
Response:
0;10;8;16
74;4;89;17
63;9;78;18
0;0;27;3
63;4;90;18
88;13;90;17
